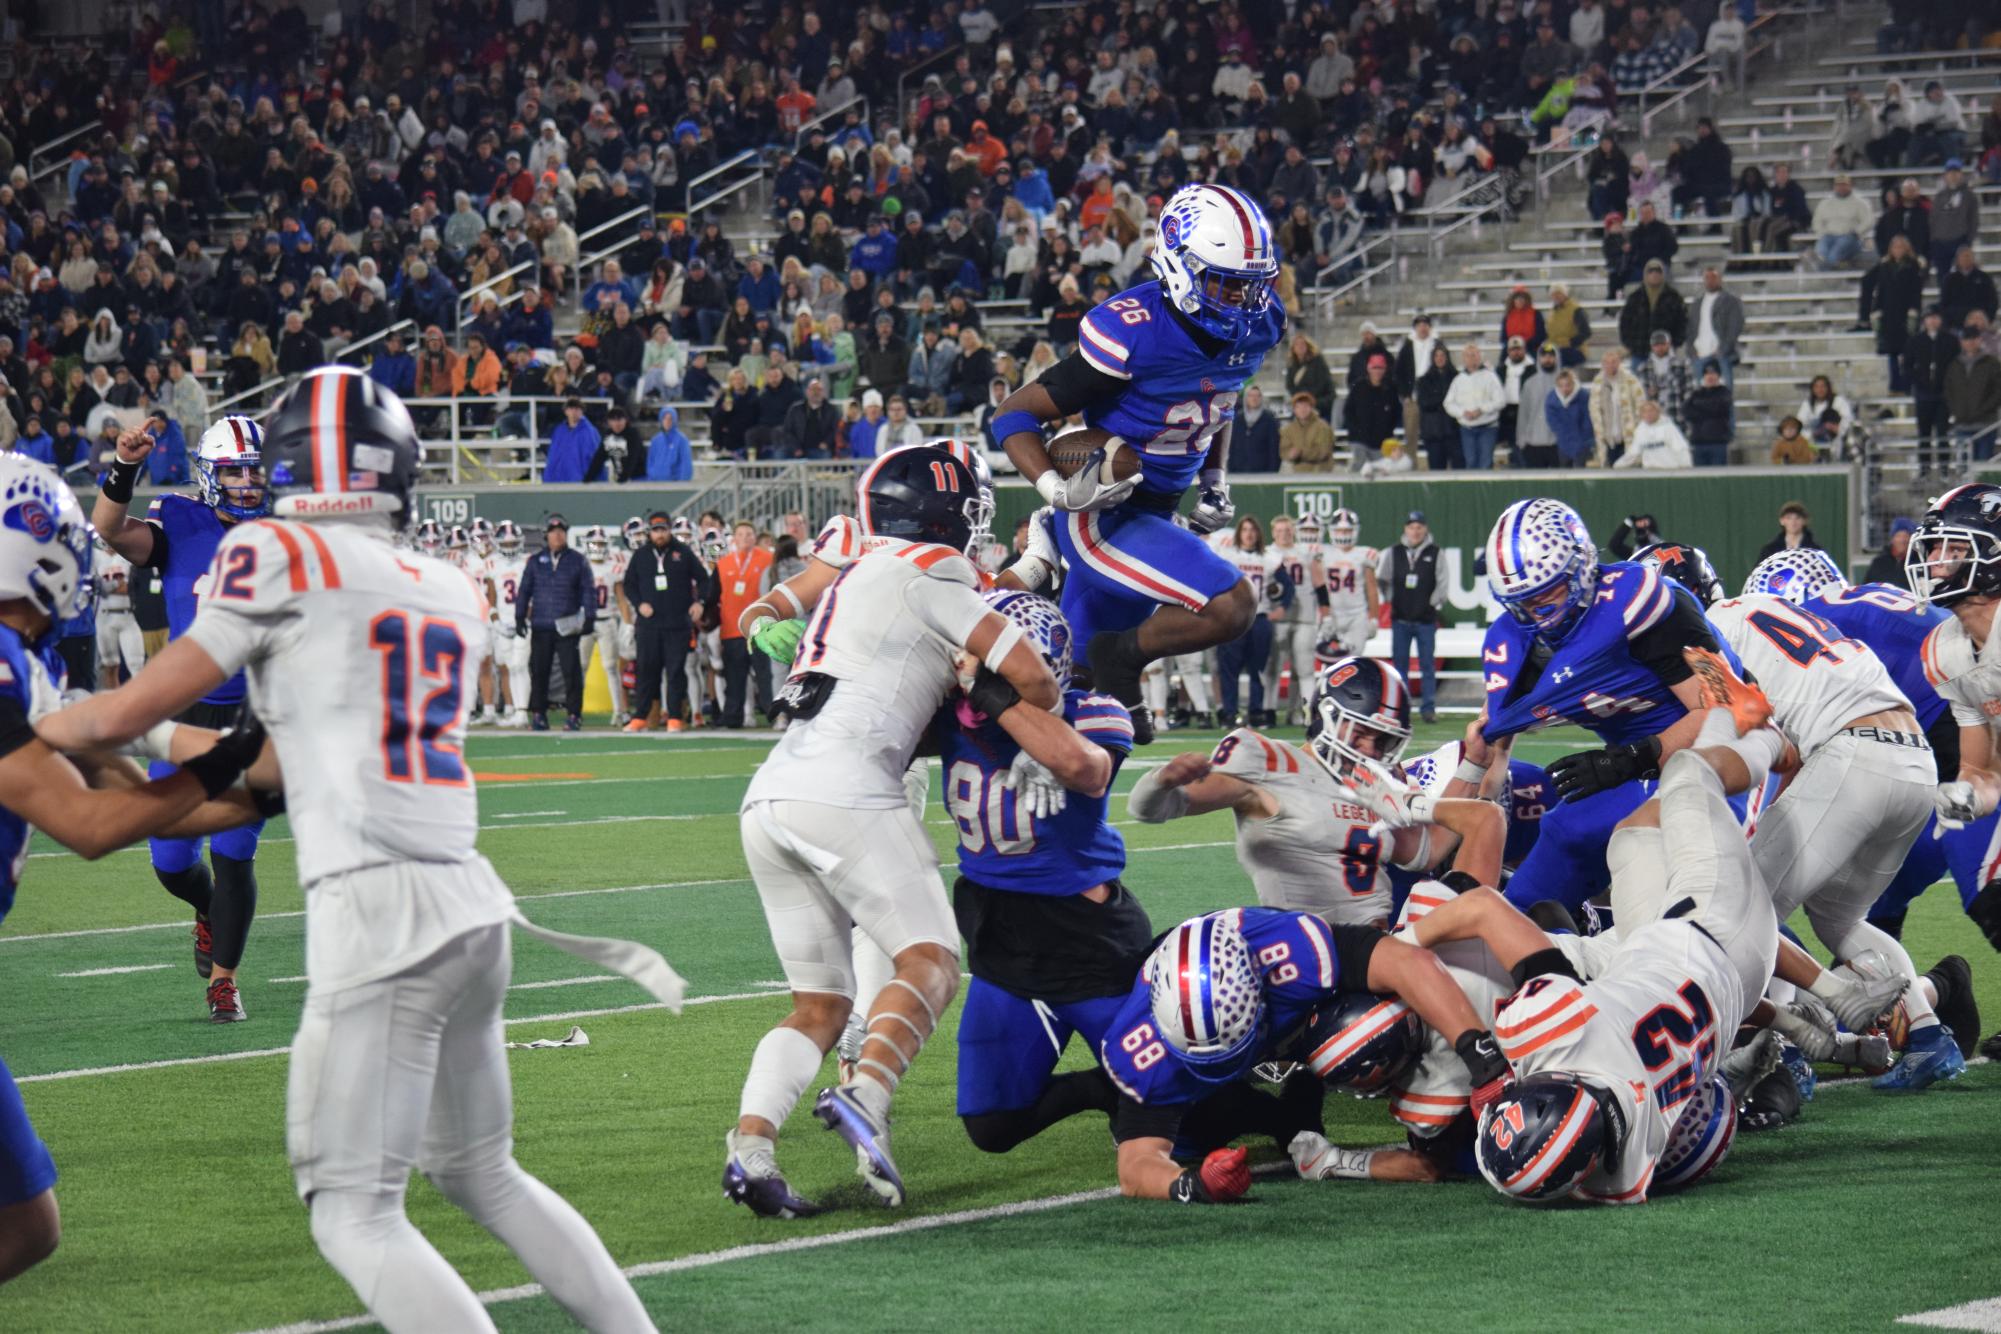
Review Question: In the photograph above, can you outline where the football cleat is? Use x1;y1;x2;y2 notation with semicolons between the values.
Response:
564;713;583;732
722;1132;822;1219
622;717;650;733
1923;955;1981;1061
1769;996;1837;1061
206;977;246;1023
1826;970;1910;1034
1872;1023;1966;1092
1834;1030;1893;1075
192;914;213;980
1720;1029;1786;1101
1981;1030;2001;1061
531;713;550;732
1682;646;1772;735
813;1085;905;1206
1778;1038;1816;1103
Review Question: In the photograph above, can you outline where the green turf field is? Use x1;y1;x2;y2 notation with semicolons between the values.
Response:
7;721;1996;1333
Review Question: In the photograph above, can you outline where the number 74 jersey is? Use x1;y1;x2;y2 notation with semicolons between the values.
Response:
180;519;492;886
1076;281;1286;497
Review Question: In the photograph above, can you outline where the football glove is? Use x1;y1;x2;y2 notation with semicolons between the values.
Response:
749;616;807;665
1170;1146;1251;1203
1456;1030;1513;1119
1186;480;1234;536
1933;780;1981;831
1548;735;1662;801
966;665;1023;720
999;749;1068;819
1007;506;1061;591
1289;1132;1377;1181
1346;753;1435;830
1035;460;1142;514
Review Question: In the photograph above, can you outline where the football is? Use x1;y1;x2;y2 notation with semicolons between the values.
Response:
1046;426;1139;484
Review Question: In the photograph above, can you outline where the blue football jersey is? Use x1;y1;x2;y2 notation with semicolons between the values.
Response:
939;689;1133;895
1483;562;1729;745
1810;583;1949;731
0;625;66;925
153;494;246;705
1074;280;1286;498
1099;908;1343;1108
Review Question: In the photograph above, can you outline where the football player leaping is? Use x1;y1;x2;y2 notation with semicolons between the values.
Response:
40;369;677;1331
992;184;1288;743
724;446;1062;1216
92;414;273;1022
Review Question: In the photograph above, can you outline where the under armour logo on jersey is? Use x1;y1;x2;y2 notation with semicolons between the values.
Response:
1552;666;1577;683
1227;353;1250;366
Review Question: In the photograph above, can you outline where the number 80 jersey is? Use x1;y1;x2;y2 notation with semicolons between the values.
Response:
181;519;493;887
1075;280;1286;498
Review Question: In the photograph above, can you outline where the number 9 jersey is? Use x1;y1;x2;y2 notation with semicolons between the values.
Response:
180;518;495;887
1074;280;1286;499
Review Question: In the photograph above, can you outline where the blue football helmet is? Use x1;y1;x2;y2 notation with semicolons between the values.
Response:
857;445;990;558
1146;912;1265;1084
1475;1072;1622;1203
1487;498;1599;643
1150;184;1279;341
1742;547;1848;604
981;589;1073;687
1655;1073;1737;1192
1302;992;1424;1095
1634;541;1726;607
195;415;269;521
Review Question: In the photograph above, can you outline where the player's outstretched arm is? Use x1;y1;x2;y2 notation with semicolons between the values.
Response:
1127;752;1277;822
1407;886;1553;973
92;427;164;564
992;704;1112;797
0;730;261;860
68;749;267;838
33;636;228;753
1365;936;1486;1049
1114;1133;1250;1204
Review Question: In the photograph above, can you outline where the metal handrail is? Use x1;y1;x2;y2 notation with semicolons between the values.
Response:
336;317;418;368
795;96;867;151
573;203;654;253
896;43;964;121
29;68;209;185
211;373;290;418
684;150;761;207
455;257;542;333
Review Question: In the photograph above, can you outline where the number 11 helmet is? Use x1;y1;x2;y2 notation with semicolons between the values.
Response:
1150;184;1279;341
1743;547;1847;604
1487;498;1599;642
1146;911;1265;1083
260;367;420;523
1907;483;2001;607
857;445;988;558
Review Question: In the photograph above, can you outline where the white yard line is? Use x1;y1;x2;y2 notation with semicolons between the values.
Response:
55;963;174;978
505;974;621;991
491;810;566;818
15;986;789;1084
1899;1299;2001;1332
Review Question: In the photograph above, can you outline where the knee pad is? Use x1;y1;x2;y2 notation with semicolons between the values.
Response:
209;823;265;862
150;836;201;876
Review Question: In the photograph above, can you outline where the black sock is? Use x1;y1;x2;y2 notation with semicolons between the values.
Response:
1085;628;1149;703
156;863;214;917
961;1070;1120;1154
208;854;259;971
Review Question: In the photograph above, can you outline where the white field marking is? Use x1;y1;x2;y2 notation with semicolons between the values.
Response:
16;986;790;1084
505;974;621;991
26;809;714;860
492;809;565;818
268;975;306;984
1;839;1241;949
56;963;174;978
1899;1299;2001;1332
235;1161;1307;1334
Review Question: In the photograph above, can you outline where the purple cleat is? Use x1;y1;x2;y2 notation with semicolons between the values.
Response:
813;1085;905;1206
722;1132;822;1219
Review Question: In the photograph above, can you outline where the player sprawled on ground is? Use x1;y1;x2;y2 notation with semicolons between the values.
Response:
990;183;1288;744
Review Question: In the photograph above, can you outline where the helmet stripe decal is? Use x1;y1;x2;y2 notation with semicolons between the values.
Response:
1175;923;1201;1044
1202;184;1258;262
1503;1087;1594;1195
312;373;347;494
1197;919;1217;1041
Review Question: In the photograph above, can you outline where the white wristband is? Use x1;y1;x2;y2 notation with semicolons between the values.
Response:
982;620;1025;673
1454;759;1488;785
122;719;183;763
1034;470;1064;505
1010;554;1052;591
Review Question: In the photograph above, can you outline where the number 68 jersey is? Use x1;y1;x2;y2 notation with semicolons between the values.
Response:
1496;919;1745;1205
181;518;494;888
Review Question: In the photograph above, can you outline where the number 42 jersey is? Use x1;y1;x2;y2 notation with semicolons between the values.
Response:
1074;280;1286;498
181;519;494;888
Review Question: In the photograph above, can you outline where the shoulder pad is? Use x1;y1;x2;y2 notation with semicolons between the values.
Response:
890;542;979;586
1923;618;1975;687
1210;728;1302;779
204;520;342;608
1603;562;1674;639
1078;300;1138;380
810;514;865;568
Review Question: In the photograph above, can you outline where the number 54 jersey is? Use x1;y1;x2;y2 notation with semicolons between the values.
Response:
1497;919;1745;1205
181;519;495;888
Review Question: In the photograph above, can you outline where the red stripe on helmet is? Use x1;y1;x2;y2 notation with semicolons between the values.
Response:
1176;923;1200;1043
1202;185;1258;262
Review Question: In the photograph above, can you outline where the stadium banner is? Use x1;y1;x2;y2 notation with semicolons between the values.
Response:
81;467;1849;625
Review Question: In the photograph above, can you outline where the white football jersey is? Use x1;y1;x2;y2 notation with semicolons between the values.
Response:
587;555;621;619
1706;594;1910;757
1206;529;1236;554
1209;728;1398;923
1498;918;1744;1205
1225;547;1272;605
1322;544;1377;614
1266;543;1318;623
183;519;499;892
93;544;133;614
1922;614;2001;734
744;539;990;810
490;553;528;619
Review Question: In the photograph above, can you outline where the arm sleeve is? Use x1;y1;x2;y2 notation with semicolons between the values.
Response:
1037;349;1132;416
1626;584;1720;687
0;696;36;763
1329;922;1386;992
1111;1094;1187;1146
135;520;170;571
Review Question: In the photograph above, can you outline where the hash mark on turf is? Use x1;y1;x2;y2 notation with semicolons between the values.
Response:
1898;1297;2001;1331
56;963;174;978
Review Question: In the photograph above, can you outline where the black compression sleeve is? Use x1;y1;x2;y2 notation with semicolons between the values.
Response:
1510;947;1584;989
0;698;34;762
1111;1095;1186;1146
1627;586;1720;686
1037;351;1129;417
1329;922;1386;990
136;521;169;571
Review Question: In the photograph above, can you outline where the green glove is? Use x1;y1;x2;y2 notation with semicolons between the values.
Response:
750;617;807;664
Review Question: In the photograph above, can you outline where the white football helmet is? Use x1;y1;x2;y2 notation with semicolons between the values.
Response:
1329;507;1360;550
1487;498;1599;642
493;518;524;555
1149;184;1279;340
581;524;611;559
469;516;495;557
195;416;269;520
445;524;470;557
1743;548;1848;604
1655;1073;1737;1192
1296;513;1323;548
0;455;90;622
981;589;1072;688
413;518;445;555
622;516;646;550
1146;911;1265;1082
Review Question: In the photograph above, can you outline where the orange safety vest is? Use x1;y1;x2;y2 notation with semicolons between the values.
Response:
715;546;773;640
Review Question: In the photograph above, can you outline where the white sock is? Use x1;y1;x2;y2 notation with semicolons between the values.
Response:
851;932;895;1026
1692;713;1782;792
848;1068;894;1122
739;1026;827;1129
1141;667;1168;715
1178;657;1212;711
1695;708;1741;749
